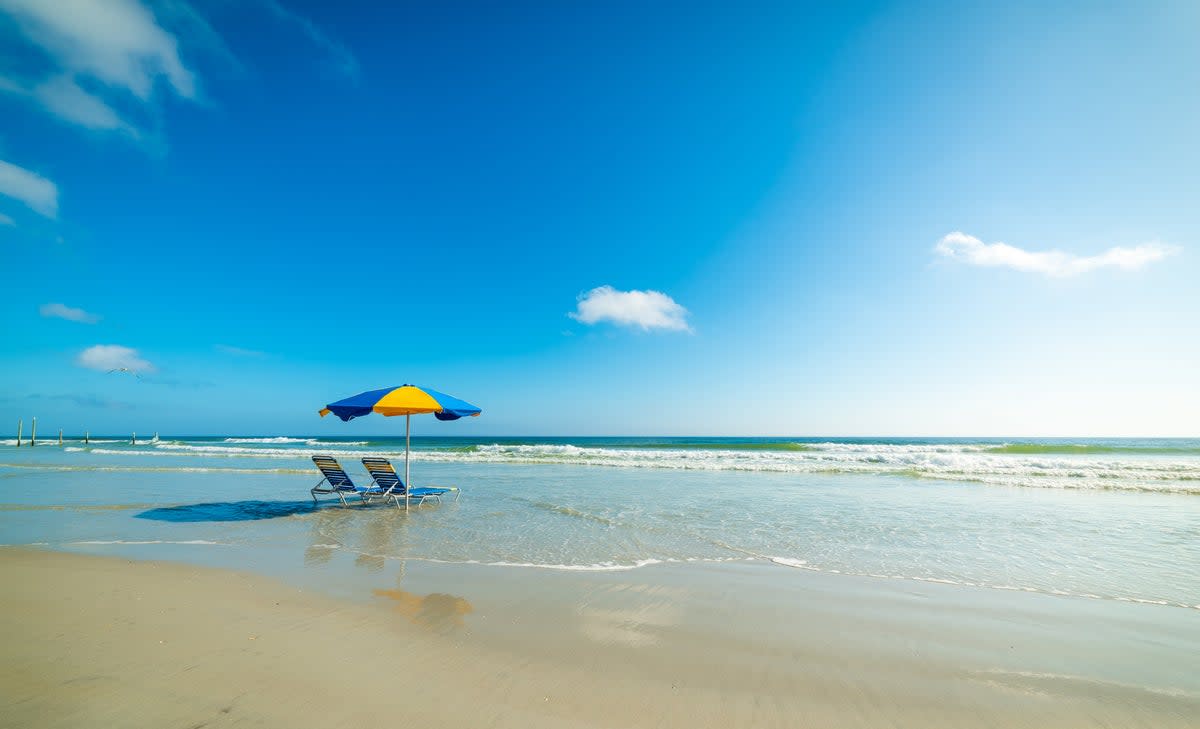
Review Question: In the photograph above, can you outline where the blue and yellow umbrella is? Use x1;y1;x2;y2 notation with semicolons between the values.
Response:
320;384;481;488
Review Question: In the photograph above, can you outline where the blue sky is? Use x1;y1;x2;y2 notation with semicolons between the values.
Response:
1;0;1197;436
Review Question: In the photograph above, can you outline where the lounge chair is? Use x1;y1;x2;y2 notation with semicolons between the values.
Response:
360;457;458;512
310;455;375;506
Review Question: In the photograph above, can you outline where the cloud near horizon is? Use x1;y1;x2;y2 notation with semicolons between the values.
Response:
934;232;1178;277
0;159;58;218
40;303;101;323
570;286;692;332
76;344;156;373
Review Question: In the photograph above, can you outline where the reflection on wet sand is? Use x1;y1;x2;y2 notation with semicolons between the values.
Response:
303;506;353;566
302;507;414;570
356;509;410;571
374;587;473;631
298;507;472;631
577;581;684;647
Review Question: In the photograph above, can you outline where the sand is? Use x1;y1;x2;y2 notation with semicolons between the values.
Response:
1;548;1197;728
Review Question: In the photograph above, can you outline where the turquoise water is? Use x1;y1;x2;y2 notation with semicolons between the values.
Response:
1;436;1198;609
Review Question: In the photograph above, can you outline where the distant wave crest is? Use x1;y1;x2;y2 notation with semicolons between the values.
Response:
10;438;1200;495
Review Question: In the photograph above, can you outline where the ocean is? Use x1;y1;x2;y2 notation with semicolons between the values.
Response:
1;435;1198;610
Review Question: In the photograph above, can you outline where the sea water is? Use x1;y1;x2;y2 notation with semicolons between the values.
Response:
0;436;1197;610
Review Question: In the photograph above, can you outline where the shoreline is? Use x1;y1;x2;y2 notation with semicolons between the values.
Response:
2;548;1197;728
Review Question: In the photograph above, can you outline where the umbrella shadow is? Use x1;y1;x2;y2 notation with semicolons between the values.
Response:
373;587;474;632
135;500;327;523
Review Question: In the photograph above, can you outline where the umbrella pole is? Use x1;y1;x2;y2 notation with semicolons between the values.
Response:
405;413;411;488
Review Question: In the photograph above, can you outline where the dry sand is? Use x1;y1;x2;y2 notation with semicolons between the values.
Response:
1;548;1196;728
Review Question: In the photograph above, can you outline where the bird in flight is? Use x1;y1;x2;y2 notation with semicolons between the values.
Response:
108;368;143;380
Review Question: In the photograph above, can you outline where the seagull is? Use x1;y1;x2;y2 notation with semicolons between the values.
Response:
108;367;143;380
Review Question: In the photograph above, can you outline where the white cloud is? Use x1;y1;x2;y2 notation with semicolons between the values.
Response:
0;0;358;141
76;344;156;373
570;286;692;332
0;159;58;218
0;0;195;99
0;0;195;136
32;75;140;135
934;231;1178;277
40;302;101;323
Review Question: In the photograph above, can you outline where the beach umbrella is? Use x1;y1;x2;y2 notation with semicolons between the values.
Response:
319;385;481;488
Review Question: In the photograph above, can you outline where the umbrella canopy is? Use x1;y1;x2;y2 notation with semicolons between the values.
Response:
320;385;481;422
318;385;481;494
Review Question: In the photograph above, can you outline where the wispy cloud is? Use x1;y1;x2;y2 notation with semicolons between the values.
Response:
76;344;156;373
570;286;692;332
260;0;360;80
0;0;196;136
0;0;358;143
934;232;1178;277
40;302;101;323
215;344;266;357
0;159;58;218
0;0;195;98
0;213;13;226
31;75;141;136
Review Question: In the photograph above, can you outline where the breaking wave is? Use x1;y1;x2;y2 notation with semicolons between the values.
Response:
11;438;1200;494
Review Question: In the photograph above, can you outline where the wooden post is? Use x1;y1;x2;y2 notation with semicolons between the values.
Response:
31;417;36;446
16;419;21;448
85;431;89;445
132;432;136;445
59;429;63;446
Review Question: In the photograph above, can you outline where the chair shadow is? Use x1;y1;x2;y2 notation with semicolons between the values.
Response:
135;500;330;523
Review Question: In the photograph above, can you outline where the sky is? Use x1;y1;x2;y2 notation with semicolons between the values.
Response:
1;0;1197;437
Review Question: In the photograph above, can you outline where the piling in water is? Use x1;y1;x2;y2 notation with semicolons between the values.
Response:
16;419;21;448
31;417;36;446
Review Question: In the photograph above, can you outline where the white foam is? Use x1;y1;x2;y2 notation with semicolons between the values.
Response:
769;556;814;569
68;539;225;546
0;462;308;474
345;554;688;572
34;438;1200;494
479;558;667;572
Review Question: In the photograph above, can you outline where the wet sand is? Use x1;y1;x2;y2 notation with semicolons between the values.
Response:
1;548;1197;728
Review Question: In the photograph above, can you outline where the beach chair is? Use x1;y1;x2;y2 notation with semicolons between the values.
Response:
310;455;374;506
360;457;458;512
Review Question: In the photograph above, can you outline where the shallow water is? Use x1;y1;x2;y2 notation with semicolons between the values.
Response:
1;436;1197;611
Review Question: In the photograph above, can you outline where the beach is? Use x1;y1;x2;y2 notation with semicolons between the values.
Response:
5;0;1195;724
3;549;1197;728
2;437;1199;727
